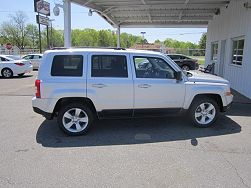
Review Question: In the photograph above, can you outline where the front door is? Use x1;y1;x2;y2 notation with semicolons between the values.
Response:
132;55;186;117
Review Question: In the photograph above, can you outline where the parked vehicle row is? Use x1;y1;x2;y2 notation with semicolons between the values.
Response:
32;48;233;136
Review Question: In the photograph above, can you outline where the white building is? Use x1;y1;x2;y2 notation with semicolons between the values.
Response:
205;0;251;99
62;0;251;98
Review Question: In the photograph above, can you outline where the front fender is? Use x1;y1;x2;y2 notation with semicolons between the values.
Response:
183;83;228;109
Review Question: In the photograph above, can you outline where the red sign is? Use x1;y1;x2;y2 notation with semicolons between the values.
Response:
6;43;12;50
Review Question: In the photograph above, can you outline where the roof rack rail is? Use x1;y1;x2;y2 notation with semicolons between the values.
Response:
50;46;126;50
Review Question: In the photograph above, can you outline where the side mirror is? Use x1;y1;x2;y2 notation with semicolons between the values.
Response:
174;71;182;81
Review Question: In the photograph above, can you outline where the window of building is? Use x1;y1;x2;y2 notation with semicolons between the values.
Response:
211;42;218;61
91;55;128;77
134;56;175;79
51;55;83;76
232;38;245;66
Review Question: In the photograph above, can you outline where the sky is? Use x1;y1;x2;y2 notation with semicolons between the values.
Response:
0;0;207;44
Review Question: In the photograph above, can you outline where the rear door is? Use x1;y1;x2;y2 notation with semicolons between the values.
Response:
87;53;134;118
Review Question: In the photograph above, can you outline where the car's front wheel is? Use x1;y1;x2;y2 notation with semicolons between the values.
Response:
189;97;219;127
1;68;13;78
57;103;94;136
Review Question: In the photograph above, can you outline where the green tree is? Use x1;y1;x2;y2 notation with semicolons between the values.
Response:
199;33;207;49
0;11;29;49
26;24;39;48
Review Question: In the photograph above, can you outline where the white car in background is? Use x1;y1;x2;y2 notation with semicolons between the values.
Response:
22;54;43;70
0;55;33;78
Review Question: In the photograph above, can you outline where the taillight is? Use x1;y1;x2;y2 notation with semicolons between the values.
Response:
35;79;41;98
14;62;25;66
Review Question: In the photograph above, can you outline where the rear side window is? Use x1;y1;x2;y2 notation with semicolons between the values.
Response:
51;55;83;77
91;55;128;77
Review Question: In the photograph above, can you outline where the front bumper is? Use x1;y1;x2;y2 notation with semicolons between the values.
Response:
222;102;233;112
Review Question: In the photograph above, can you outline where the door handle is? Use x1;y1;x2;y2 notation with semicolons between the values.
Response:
138;84;151;88
92;83;106;88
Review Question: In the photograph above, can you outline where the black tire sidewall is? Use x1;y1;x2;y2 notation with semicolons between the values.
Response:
1;68;13;78
57;103;93;136
189;97;219;128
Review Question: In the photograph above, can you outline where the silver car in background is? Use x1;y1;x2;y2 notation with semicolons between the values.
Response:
22;54;43;70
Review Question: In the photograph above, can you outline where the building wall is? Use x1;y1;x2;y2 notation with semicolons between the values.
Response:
205;0;251;98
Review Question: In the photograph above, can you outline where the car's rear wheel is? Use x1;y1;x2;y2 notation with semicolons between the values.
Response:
1;68;13;78
189;97;219;127
57;103;93;136
181;65;190;71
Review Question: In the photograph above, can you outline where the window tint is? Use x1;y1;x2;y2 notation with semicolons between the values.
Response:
51;55;83;77
134;56;175;79
170;55;179;60
0;57;8;61
91;55;128;77
23;55;32;60
168;55;173;59
33;55;41;59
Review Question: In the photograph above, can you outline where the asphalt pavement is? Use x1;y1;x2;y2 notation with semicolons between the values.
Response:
0;71;251;188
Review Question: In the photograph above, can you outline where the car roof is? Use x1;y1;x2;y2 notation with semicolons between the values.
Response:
45;48;163;56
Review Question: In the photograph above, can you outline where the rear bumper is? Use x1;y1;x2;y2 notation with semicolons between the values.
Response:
33;107;53;120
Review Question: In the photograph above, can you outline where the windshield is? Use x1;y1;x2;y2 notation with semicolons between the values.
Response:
5;55;22;60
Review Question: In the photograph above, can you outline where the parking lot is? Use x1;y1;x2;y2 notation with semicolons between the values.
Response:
0;71;251;187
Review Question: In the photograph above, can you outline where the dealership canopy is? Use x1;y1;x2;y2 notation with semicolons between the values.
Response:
72;0;230;28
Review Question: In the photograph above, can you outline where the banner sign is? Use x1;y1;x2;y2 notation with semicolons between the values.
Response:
36;15;49;26
34;0;50;16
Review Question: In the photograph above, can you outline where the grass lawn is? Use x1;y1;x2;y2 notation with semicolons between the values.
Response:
190;56;205;65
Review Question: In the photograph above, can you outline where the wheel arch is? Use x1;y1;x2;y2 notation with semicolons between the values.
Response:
53;97;97;117
190;93;224;112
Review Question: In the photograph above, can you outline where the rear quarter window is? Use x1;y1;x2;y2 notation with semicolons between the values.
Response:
51;55;83;77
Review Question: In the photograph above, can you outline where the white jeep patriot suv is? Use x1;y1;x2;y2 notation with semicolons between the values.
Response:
32;48;233;135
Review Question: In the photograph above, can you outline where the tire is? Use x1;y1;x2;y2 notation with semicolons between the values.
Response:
181;65;190;71
189;97;219;128
57;103;94;136
1;68;13;78
18;73;25;77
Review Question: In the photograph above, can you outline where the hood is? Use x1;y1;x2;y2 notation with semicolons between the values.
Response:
187;71;229;84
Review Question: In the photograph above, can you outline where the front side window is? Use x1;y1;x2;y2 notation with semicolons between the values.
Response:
211;42;218;61
232;38;245;66
51;55;83;77
91;55;128;78
23;55;32;60
134;56;175;79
